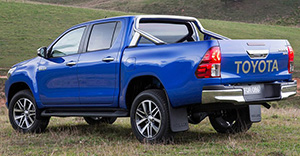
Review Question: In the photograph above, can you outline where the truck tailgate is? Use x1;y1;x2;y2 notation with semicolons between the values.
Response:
219;40;291;84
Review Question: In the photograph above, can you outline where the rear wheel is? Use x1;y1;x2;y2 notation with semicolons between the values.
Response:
8;90;50;133
83;117;117;125
209;106;252;134
130;89;172;143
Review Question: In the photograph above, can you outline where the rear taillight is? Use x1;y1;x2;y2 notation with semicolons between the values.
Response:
288;46;294;73
195;46;221;78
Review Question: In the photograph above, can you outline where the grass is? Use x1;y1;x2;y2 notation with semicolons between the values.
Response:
1;106;300;155
270;95;300;109
28;0;300;26
0;68;8;76
0;79;5;103
0;1;126;68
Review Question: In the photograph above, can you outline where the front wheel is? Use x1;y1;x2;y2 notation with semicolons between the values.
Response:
209;107;252;134
8;90;50;133
130;89;172;143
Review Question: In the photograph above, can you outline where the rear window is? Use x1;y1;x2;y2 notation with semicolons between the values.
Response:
139;23;195;44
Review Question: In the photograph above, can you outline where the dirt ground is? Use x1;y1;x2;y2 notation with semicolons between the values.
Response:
0;98;5;107
294;78;300;96
0;78;6;107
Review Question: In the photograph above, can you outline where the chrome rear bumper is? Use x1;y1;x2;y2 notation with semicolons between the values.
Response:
202;80;297;105
281;81;297;98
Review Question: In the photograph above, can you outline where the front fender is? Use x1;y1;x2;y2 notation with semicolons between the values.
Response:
5;58;42;108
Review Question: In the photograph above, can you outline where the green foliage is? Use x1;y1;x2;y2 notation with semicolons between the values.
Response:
29;0;300;26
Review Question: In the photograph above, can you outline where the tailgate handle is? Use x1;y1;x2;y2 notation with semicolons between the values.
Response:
247;50;269;59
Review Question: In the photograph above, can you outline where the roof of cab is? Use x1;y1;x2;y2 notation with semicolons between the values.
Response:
73;15;135;27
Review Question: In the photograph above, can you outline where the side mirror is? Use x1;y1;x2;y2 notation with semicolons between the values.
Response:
37;47;47;58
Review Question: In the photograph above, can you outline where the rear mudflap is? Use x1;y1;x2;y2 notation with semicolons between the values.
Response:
249;105;261;123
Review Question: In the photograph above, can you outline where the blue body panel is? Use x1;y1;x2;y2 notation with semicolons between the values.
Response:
76;18;127;107
219;40;291;84
5;57;41;108
120;40;220;108
37;55;81;105
77;50;118;106
5;15;293;110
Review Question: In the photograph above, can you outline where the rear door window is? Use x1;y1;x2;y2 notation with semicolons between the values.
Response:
87;22;121;52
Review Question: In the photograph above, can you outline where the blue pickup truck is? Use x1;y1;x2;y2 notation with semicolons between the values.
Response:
5;15;297;143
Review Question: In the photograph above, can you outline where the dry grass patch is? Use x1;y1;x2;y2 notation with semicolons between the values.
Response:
1;107;300;155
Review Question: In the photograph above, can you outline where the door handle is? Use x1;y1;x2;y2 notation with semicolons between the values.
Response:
102;57;114;62
66;61;77;66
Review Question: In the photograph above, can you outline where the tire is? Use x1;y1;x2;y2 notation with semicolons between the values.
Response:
83;117;117;125
8;90;50;133
130;89;172;143
209;106;252;134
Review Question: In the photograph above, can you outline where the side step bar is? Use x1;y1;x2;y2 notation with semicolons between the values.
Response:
41;108;128;117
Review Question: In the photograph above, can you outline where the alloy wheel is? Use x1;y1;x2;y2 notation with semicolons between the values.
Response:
135;100;162;138
13;98;36;129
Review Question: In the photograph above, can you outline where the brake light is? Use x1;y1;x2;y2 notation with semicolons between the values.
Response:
195;47;221;78
288;46;294;73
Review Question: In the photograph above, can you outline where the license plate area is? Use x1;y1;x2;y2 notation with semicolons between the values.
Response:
243;85;262;95
242;83;281;102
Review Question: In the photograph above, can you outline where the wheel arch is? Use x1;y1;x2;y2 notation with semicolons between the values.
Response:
124;75;189;132
7;82;33;106
125;75;166;112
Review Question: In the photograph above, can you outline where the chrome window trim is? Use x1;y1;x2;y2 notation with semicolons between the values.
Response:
129;15;230;47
